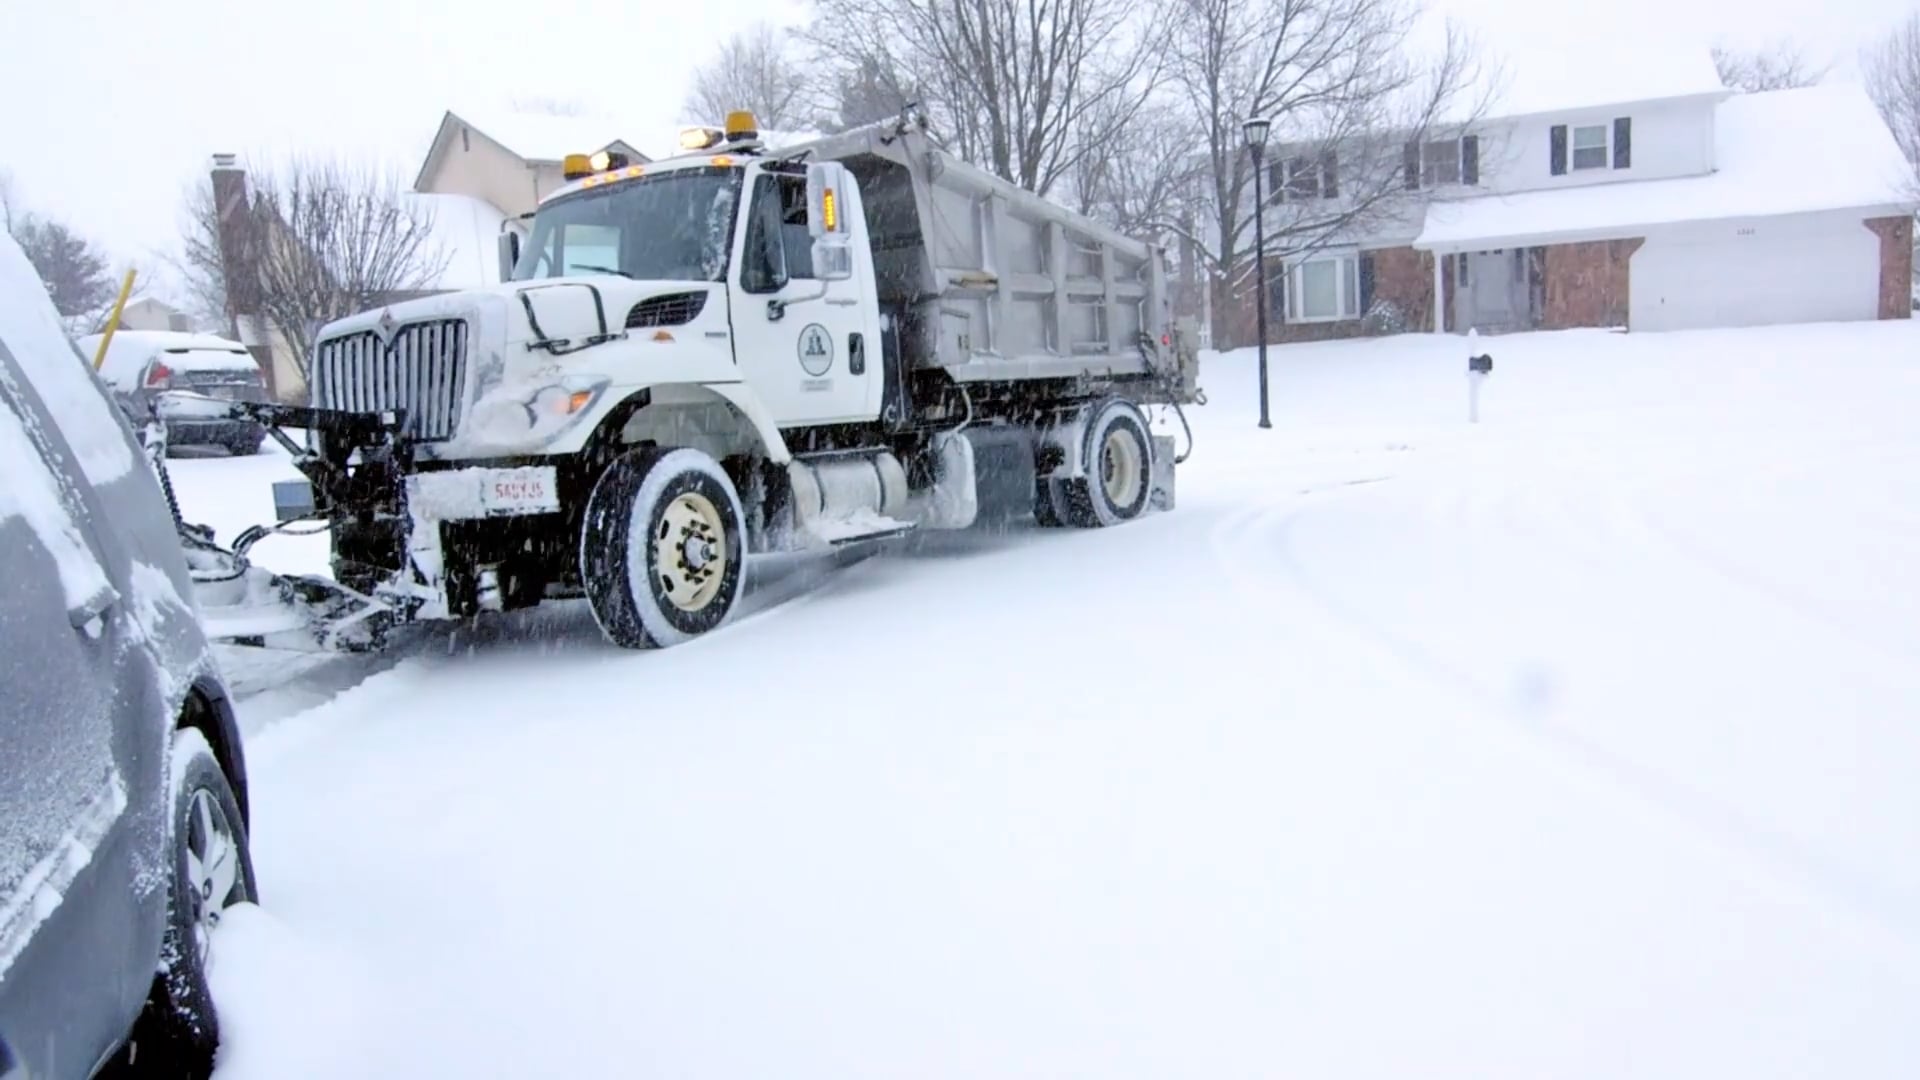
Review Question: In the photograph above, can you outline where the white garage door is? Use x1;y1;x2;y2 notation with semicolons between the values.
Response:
1630;216;1881;332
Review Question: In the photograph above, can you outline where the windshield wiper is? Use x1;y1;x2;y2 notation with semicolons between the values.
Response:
572;264;634;279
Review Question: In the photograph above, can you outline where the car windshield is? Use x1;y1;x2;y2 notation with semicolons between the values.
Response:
512;169;742;284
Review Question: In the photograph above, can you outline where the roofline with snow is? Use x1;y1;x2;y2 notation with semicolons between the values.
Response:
1256;89;1737;161
413;110;648;192
1412;200;1915;254
1476;88;1736;127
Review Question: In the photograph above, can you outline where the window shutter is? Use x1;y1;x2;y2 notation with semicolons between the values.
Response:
1613;117;1632;169
1321;150;1339;199
1358;253;1376;314
1461;135;1480;185
1269;159;1286;203
1403;141;1420;190
1549;125;1568;176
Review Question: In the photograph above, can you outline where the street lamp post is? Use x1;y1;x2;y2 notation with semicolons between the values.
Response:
1243;116;1273;429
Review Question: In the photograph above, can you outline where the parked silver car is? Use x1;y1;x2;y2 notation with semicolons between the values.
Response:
0;235;256;1078
74;330;269;456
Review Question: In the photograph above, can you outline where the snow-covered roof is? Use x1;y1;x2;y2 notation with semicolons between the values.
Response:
408;192;511;291
449;107;642;164
1416;83;1915;252
73;329;258;391
420;105;828;192
1478;38;1729;120
80;329;247;354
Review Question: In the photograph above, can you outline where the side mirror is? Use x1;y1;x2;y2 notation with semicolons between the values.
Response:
806;161;855;281
497;230;522;283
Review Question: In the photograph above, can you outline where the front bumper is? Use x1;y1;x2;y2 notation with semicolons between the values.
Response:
166;418;263;446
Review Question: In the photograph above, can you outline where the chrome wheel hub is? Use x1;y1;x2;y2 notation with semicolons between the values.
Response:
653;492;728;612
183;788;240;965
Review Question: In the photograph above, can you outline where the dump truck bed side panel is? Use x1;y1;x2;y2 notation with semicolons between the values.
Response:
792;126;1192;400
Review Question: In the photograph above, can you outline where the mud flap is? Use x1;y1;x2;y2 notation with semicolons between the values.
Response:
1150;434;1176;511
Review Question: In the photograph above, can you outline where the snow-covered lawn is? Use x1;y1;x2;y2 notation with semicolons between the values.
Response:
172;322;1920;1078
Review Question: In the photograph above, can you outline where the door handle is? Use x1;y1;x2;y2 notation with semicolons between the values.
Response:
69;584;120;631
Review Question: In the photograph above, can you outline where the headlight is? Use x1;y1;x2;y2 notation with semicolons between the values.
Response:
466;375;610;449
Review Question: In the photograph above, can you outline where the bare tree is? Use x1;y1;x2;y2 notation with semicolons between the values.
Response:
1713;41;1827;93
1070;96;1201;238
175;157;448;380
1865;15;1920;171
1158;0;1488;345
171;178;238;334
684;23;814;130
800;0;1167;197
817;50;920;133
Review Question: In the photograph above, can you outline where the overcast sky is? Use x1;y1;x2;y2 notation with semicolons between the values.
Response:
1;0;1914;302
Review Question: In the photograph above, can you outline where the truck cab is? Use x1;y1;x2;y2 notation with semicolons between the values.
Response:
280;108;1198;650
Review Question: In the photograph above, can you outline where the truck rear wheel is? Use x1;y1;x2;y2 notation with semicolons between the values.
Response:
580;447;747;649
1061;398;1153;528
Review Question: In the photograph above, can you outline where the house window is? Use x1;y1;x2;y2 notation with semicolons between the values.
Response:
1422;139;1461;186
1286;254;1361;322
1285;156;1320;201
1572;124;1609;170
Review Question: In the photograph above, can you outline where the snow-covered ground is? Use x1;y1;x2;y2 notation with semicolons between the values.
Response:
171;322;1920;1078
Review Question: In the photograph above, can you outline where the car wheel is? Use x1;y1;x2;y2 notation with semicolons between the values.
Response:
580;446;747;650
115;727;257;1079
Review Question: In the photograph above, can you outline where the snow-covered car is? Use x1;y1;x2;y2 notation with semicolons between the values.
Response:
75;329;269;456
0;234;257;1077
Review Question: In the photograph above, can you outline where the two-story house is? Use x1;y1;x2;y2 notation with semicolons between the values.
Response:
1256;50;1915;342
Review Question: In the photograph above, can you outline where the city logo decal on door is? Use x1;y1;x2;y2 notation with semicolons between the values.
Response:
798;323;834;377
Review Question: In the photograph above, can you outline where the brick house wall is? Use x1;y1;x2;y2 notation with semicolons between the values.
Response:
1541;239;1642;329
1864;216;1914;319
1223;245;1455;345
1370;246;1441;332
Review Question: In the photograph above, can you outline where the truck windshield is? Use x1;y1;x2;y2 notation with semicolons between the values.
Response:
513;170;742;283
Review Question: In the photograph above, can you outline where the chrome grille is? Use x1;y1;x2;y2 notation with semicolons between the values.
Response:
312;319;467;440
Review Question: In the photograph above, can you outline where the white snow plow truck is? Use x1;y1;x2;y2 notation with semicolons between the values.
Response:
165;108;1201;651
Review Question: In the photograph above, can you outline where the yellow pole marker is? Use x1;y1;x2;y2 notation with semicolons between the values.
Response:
91;268;137;371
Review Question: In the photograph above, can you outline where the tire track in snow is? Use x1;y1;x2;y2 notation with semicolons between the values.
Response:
1611;441;1920;673
1210;479;1920;946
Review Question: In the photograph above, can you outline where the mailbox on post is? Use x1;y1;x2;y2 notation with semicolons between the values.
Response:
1466;328;1492;423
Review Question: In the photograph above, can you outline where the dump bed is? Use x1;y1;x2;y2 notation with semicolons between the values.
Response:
789;123;1197;402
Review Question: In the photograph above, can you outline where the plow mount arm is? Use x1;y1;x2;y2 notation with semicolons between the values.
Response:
146;393;418;653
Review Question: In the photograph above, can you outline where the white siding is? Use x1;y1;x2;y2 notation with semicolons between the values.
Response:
1629;211;1880;331
1475;97;1719;197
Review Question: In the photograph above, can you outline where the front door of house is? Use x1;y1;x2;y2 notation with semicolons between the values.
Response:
1467;250;1518;328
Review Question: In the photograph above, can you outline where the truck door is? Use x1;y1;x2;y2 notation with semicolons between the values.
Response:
730;169;879;428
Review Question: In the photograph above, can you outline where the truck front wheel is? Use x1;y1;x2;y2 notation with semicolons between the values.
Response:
580;447;747;649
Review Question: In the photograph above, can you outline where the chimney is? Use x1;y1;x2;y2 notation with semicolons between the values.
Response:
208;154;278;399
